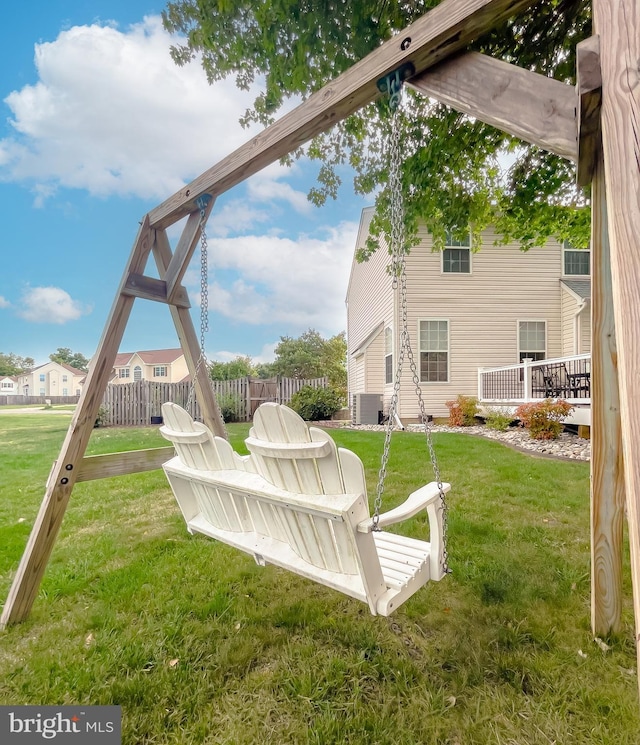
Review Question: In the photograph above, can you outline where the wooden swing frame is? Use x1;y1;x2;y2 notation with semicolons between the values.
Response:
2;0;638;695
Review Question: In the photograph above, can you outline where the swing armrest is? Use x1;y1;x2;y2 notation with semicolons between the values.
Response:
357;482;451;533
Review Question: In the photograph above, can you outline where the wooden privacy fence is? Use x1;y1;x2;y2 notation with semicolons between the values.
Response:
102;377;327;426
0;395;80;406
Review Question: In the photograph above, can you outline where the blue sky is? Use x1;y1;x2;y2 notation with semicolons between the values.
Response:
0;1;370;367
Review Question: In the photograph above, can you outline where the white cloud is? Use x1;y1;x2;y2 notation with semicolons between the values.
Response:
203;221;359;335
0;16;264;202
207;199;271;238
255;342;277;363
0;296;10;308
209;342;277;364
246;163;312;215
17;286;91;324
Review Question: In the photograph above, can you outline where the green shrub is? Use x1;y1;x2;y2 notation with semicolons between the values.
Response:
288;386;342;421
94;405;109;427
217;393;243;423
515;398;574;440
445;395;479;426
484;407;514;432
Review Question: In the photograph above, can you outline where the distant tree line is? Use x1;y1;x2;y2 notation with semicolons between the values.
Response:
0;347;90;376
208;329;347;395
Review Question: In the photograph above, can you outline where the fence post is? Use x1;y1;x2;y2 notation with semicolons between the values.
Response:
522;358;532;400
477;367;484;401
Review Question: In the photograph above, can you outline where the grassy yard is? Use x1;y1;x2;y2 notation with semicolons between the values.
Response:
0;412;638;744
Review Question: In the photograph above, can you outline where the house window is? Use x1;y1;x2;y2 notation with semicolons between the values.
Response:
62;375;68;382
1;381;12;389
419;320;449;382
154;366;167;377
385;327;393;384
442;231;471;274
118;368;130;379
563;241;590;276
134;366;142;381
62;388;68;396
518;320;546;362
40;388;45;395
39;374;45;382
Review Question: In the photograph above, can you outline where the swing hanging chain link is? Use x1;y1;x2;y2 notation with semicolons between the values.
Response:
371;90;450;575
186;204;210;413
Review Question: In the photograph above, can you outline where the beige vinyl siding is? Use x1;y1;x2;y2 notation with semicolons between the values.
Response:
168;355;189;382
354;355;365;394
561;287;578;355
560;286;591;355
366;329;387;400
580;307;591;353
346;207;394;406
17;362;84;397
398;226;564;419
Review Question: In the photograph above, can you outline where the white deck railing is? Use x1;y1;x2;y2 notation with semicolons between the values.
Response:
478;353;591;405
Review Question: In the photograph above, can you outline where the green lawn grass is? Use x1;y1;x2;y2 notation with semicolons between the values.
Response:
0;413;638;744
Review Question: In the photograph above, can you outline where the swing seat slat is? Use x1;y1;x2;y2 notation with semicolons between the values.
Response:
160;402;450;616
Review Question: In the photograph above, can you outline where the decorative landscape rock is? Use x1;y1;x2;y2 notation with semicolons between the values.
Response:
340;423;590;461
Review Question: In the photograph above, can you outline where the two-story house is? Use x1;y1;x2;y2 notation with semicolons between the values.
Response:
346;207;591;421
0;376;19;395
111;349;189;384
16;361;85;398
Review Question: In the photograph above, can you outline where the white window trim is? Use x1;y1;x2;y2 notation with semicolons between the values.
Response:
562;242;590;277
441;231;472;275
441;247;472;275
517;319;547;361
418;318;450;384
153;365;168;377
384;326;393;386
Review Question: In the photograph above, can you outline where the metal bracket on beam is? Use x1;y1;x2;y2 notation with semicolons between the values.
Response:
377;62;416;110
576;35;602;187
196;193;213;211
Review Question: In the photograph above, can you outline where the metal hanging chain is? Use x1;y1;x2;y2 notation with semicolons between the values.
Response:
371;86;450;574
186;195;212;413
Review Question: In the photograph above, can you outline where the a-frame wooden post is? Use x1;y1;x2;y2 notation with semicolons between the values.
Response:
592;0;640;681
589;153;626;634
1;217;154;627
0;206;225;628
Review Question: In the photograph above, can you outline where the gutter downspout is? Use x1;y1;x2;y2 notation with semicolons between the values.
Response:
394;412;405;430
573;298;588;354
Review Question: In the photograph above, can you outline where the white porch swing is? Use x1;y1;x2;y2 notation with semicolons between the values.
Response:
158;72;451;616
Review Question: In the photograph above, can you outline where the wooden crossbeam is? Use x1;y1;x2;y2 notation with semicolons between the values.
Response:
407;51;577;161
76;447;175;482
147;0;538;231
122;273;191;308
576;36;603;187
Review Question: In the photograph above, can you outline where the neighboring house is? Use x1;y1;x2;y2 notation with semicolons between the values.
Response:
111;349;189;385
15;361;85;397
346;207;591;421
0;376;19;395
